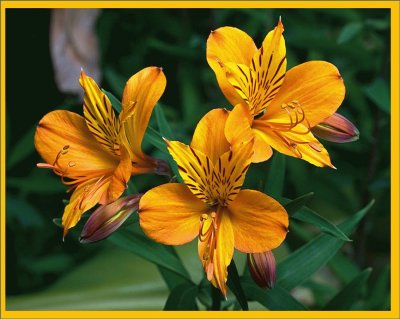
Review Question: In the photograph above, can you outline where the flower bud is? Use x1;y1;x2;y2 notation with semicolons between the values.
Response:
154;158;171;177
312;113;359;143
79;194;141;243
248;251;276;289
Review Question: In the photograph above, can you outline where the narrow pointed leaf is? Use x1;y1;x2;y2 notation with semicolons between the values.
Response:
155;103;174;139
264;152;286;198
241;277;307;310
157;246;192;291
144;126;182;182
281;194;350;241
103;89;121;113
164;282;198;310
227;261;248;310
324;268;372;310
277;200;374;290
292;207;351;241
7;126;36;170
108;228;191;282
281;192;314;216
144;126;168;153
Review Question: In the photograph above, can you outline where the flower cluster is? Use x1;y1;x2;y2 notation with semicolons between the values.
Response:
35;20;358;297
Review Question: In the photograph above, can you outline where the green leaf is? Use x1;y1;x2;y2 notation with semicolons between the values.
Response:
6;194;45;228
365;265;390;309
281;192;314;216
7;126;36;171
103;66;125;97
363;78;390;114
197;278;212;309
108;227;192;282
277;200;374;290
292;207;351;241
157;246;192;291
7;169;66;195
329;253;361;284
102;89;121;113
7;247;169;310
241;278;307;310
178;63;203;129
144;126;182;182
164;282;198;310
155;103;174;139
337;22;363;44
227;261;248;310
264;152;286;198
324;268;372;310
281;193;350;241
144;126;168;154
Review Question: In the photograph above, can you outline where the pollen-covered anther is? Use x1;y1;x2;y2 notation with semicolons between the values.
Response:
68;161;76;167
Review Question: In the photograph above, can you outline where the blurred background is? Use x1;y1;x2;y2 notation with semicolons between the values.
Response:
6;8;390;310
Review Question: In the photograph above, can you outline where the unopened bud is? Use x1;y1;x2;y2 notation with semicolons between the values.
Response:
80;194;141;243
155;158;171;177
312;113;359;143
248;251;276;289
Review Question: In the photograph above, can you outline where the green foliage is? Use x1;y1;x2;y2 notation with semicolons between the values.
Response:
6;8;390;311
277;200;374;290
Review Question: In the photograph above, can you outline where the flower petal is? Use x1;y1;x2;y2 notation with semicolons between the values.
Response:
250;19;287;115
214;139;254;204
34;110;118;179
166;140;213;203
80;70;120;155
266;61;346;127
198;209;234;297
139;183;209;245
190;108;230;163
253;120;334;167
62;177;111;238
225;103;272;163
228;189;288;253
253;129;274;163
120;67;166;162
207;27;257;107
105;145;131;203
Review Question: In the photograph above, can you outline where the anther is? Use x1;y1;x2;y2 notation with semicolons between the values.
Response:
68;161;76;167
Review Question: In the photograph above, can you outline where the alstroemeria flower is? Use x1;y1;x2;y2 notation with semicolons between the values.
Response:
207;20;346;167
139;109;288;296
35;67;166;237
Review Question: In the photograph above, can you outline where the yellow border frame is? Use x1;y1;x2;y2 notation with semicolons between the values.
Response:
1;1;399;318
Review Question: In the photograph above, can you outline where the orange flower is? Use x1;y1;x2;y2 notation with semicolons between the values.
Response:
207;20;346;167
35;67;166;237
139;109;288;296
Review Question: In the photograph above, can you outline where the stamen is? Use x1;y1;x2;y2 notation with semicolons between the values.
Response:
199;210;221;282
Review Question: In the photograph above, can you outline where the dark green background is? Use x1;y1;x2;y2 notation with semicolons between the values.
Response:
6;8;390;310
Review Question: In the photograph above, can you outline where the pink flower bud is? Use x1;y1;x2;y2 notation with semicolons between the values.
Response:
80;194;141;243
312;113;359;143
248;251;276;289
